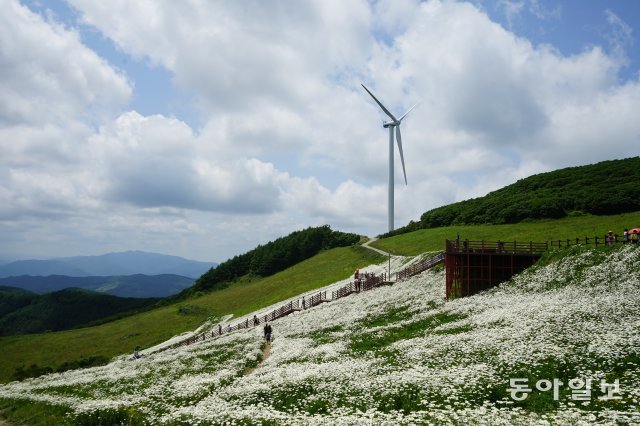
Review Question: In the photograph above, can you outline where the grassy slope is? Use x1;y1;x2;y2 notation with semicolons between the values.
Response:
373;211;640;256
0;245;383;384
2;245;636;424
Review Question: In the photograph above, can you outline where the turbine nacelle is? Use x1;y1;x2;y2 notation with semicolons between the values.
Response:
362;83;419;232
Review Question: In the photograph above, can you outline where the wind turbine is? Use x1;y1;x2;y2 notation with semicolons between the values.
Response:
361;83;418;232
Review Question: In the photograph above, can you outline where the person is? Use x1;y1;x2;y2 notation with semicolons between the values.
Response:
218;324;222;335
607;230;614;246
302;296;306;310
623;229;629;244
263;322;272;343
226;324;232;333
355;268;361;291
633;231;639;244
133;345;141;359
253;315;259;326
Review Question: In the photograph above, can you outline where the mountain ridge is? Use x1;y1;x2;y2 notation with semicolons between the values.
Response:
0;274;195;298
0;251;216;279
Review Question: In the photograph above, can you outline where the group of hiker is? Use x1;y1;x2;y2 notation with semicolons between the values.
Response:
608;228;640;246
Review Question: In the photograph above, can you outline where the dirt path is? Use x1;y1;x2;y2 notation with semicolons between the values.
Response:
245;341;271;376
362;237;392;256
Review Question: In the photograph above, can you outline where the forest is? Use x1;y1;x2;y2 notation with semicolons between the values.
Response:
0;286;158;336
184;225;360;295
383;157;640;237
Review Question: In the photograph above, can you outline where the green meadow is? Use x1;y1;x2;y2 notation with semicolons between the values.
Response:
0;245;383;384
372;211;640;256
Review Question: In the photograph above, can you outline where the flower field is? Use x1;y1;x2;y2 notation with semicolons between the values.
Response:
1;245;639;425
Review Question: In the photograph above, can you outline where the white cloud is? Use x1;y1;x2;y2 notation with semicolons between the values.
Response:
2;0;640;261
0;0;131;221
0;0;131;126
67;0;373;113
88;111;287;214
604;9;634;64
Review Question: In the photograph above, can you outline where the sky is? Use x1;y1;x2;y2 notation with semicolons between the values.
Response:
1;0;639;263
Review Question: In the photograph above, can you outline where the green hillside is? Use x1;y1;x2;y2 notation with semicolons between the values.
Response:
373;211;640;256
0;245;383;384
184;225;360;296
0;287;158;336
384;157;640;238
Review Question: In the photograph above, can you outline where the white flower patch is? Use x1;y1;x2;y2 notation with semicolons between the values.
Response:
0;246;638;424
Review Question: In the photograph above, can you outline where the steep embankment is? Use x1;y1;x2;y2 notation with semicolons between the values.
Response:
1;245;638;424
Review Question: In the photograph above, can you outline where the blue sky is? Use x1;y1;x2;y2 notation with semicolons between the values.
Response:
1;0;639;263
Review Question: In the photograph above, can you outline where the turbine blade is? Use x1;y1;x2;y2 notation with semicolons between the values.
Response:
398;101;420;122
361;84;398;122
396;126;407;185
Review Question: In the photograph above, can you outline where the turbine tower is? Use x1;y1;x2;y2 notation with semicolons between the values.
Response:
362;83;418;232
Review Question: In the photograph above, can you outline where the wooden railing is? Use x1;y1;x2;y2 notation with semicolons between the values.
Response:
446;239;548;255
331;272;387;299
361;272;386;290
308;291;328;308
549;234;635;248
396;252;445;281
331;282;356;300
171;272;388;350
172;299;302;348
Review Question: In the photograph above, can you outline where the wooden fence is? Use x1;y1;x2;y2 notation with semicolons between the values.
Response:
172;272;388;350
446;239;549;255
396;252;445;281
308;291;329;308
549;234;636;248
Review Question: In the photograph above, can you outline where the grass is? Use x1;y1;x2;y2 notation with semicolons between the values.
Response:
0;398;73;426
350;311;467;353
372;211;640;256
0;245;384;384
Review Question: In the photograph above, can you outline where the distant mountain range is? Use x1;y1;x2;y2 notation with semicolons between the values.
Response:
0;274;196;298
0;251;216;279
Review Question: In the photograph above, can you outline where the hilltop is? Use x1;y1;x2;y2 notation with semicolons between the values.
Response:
384;156;640;237
0;244;637;424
